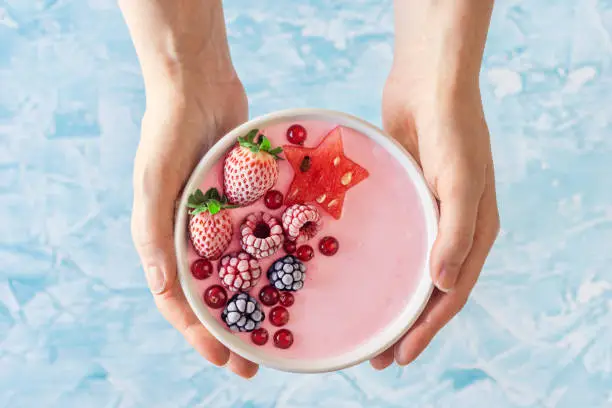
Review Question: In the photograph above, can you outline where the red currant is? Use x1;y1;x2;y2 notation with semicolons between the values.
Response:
296;245;314;262
319;236;339;256
259;285;280;307
191;259;213;280
286;124;307;145
269;306;290;327
273;329;294;349
283;241;297;254
203;285;227;309
264;190;284;210
251;328;269;346
279;292;294;307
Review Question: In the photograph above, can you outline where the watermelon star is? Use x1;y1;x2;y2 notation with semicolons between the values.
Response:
283;126;369;219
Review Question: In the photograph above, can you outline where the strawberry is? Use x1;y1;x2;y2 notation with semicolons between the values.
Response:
224;129;283;206
188;188;236;260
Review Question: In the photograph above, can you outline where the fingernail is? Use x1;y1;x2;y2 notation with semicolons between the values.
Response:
395;347;410;366
435;268;455;293
146;266;166;294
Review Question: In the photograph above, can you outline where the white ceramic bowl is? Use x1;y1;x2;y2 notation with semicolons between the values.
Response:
174;108;438;373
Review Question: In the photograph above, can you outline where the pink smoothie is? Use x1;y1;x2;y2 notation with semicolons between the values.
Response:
188;121;427;360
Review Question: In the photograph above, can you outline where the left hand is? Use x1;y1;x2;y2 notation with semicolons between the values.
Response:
370;68;500;369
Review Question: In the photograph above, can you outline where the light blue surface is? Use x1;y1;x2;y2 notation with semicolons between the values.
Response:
1;0;612;407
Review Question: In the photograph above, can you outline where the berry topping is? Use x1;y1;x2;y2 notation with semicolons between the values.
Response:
191;259;213;280
273;329;294;349
224;129;283;206
283;241;297;254
188;188;235;260
240;212;284;259
319;236;339;256
296;245;314;262
204;285;228;309
259;285;280;307
279;292;295;307
218;252;262;292
251;328;269;346
286;124;307;145
269;306;290;327
281;204;321;244
284;127;369;219
221;293;265;332
267;255;307;291
264;190;284;210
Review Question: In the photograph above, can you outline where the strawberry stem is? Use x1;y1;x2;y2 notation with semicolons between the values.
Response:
237;129;283;160
188;188;238;215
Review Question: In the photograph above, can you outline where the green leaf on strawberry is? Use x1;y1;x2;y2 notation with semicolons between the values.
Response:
237;129;283;160
207;200;221;215
188;188;237;215
259;137;271;151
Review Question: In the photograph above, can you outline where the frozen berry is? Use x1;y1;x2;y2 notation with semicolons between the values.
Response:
251;328;269;346
268;255;307;291
286;124;307;145
259;285;279;307
221;293;265;332
218;252;262;291
240;212;284;259
283;241;296;254
296;245;314;262
204;285;228;309
274;329;294;349
191;259;213;280
319;236;339;256
264;190;284;210
282;204;321;244
269;306;290;327
279;292;295;307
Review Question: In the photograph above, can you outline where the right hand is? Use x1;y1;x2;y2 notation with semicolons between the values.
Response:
131;75;260;378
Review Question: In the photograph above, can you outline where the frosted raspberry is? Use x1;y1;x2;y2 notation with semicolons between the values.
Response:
240;212;284;259
281;204;322;244
218;252;262;292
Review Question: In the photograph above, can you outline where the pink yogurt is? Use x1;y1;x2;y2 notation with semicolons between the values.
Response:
188;121;427;360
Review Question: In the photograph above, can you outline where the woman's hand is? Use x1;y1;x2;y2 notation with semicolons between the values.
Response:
371;0;499;369
131;79;261;378
120;0;259;378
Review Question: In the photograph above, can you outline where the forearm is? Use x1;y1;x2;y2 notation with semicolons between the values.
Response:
392;0;493;95
118;0;236;92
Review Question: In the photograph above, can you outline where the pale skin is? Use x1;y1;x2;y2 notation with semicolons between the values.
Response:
119;0;500;378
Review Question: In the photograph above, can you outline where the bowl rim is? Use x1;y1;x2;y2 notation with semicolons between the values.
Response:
174;108;439;373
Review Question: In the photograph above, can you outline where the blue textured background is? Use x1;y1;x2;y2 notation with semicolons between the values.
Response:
1;1;612;407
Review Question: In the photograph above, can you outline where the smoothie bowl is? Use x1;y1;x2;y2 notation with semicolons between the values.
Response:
174;109;438;373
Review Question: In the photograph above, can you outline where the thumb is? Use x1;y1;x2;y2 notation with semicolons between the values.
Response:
431;173;483;292
132;164;178;295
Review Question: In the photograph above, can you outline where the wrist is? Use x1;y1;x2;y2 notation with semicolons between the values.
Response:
140;52;238;98
120;0;237;92
391;0;493;100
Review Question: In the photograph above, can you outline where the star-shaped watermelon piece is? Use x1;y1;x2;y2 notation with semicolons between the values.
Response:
283;126;369;219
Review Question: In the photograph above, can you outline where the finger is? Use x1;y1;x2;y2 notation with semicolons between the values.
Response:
370;347;395;370
431;169;485;292
396;180;499;365
154;286;230;366
227;352;259;379
132;160;230;366
394;289;463;366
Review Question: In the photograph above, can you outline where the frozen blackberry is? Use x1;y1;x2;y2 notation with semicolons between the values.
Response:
221;293;265;332
267;255;307;291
